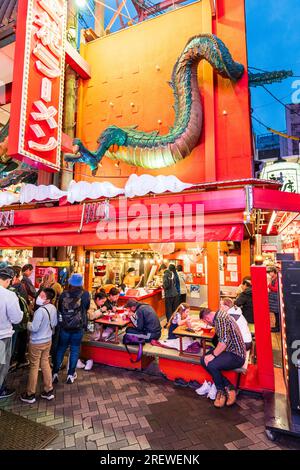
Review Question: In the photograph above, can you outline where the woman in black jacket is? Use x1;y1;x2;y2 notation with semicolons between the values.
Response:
161;264;180;322
234;277;254;326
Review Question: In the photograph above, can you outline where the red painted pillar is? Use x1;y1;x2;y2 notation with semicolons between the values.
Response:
251;265;275;391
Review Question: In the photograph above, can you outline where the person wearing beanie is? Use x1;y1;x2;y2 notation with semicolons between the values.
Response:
52;273;90;385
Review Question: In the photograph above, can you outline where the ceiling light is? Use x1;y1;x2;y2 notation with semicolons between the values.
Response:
76;0;87;8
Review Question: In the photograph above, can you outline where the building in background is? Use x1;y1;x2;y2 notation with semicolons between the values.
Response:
256;133;283;161
286;103;300;157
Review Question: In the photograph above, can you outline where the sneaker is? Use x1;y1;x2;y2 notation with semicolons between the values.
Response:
66;372;77;384
41;389;55;401
52;373;59;384
195;380;211;396
84;359;93;371
174;378;189;387
0;388;16;399
214;390;226;408
207;383;217;400
76;359;86;369
226;388;237;406
20;393;36;404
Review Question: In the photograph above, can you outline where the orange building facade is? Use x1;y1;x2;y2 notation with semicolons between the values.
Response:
75;0;253;186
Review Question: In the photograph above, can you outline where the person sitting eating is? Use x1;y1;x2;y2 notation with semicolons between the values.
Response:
199;308;246;408
124;299;161;342
88;292;110;341
104;287;120;312
220;298;252;351
167;303;191;340
88;292;108;320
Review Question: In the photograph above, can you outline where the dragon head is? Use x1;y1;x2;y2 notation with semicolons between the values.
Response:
64;138;94;163
64;127;128;175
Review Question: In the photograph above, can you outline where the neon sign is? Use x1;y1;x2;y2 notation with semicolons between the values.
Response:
8;0;67;171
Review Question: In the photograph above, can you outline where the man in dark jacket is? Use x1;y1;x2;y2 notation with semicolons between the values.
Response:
234;277;254;326
161;264;179;322
21;264;37;301
124;299;161;342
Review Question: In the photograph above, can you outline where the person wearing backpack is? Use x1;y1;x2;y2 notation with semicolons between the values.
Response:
20;288;57;404
52;274;90;385
162;264;180;323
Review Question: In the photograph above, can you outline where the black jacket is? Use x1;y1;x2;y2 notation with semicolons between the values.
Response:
135;303;162;339
104;298;117;312
21;276;37;299
235;287;254;324
163;270;178;298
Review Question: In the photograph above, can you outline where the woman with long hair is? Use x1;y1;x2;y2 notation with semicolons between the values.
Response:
39;270;62;307
167;303;191;339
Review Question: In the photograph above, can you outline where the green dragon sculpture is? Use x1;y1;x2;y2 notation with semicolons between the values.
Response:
66;33;244;174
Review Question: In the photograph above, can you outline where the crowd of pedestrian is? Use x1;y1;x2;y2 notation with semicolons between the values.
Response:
0;261;280;409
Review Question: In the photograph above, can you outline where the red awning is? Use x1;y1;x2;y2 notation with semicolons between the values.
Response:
0;187;247;247
0;222;245;247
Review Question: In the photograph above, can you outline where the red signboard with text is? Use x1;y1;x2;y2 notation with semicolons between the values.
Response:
8;0;67;172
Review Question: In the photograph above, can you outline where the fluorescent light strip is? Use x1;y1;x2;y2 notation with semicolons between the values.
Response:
266;210;277;235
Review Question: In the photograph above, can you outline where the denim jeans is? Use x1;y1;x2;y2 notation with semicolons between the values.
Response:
200;351;245;392
0;337;12;392
53;329;83;376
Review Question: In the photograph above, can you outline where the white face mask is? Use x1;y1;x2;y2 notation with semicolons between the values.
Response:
36;296;45;306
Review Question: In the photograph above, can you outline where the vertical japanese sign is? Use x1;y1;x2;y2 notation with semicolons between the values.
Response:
8;0;67;172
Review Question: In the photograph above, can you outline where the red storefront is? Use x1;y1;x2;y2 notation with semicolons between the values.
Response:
1;0;300;438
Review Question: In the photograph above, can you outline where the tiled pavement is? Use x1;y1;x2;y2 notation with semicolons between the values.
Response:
1;363;300;451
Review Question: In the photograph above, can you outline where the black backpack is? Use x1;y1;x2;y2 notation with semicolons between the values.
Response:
60;292;83;330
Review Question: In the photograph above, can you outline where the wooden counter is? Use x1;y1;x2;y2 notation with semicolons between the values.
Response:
118;289;165;318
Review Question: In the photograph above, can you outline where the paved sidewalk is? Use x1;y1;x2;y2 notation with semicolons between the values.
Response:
1;363;300;450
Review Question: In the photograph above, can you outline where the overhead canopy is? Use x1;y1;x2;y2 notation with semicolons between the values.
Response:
0;188;247;247
1;185;299;248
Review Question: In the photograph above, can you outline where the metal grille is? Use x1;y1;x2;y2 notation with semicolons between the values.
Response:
0;409;58;450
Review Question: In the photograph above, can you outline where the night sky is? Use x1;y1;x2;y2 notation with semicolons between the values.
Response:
245;0;300;135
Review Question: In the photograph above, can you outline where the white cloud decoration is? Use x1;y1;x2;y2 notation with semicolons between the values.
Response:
0;191;20;207
0;175;194;207
20;184;67;204
124;174;194;198
67;180;124;203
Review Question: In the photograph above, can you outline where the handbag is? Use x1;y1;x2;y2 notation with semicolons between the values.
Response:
123;333;147;363
184;341;201;354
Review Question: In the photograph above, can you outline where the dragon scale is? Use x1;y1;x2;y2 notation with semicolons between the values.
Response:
65;34;244;172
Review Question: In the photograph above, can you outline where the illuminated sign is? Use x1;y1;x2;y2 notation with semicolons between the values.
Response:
8;0;67;172
260;162;300;193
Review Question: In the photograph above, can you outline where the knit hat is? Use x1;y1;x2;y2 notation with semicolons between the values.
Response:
68;273;83;287
0;266;15;279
